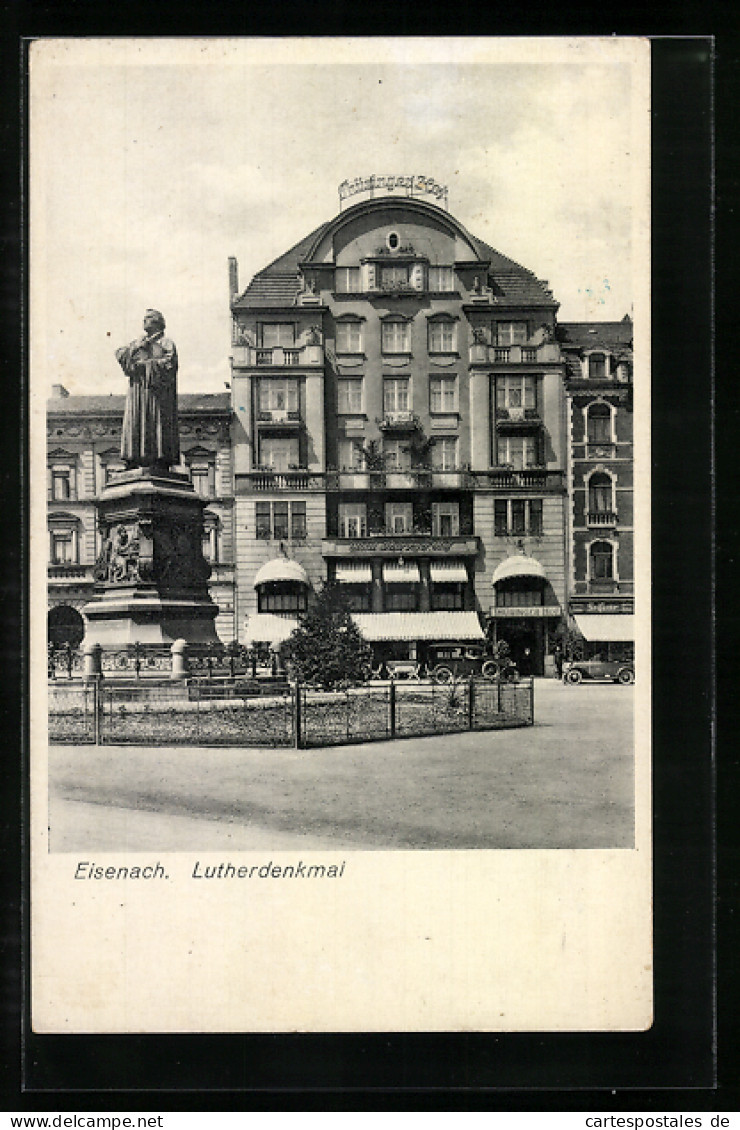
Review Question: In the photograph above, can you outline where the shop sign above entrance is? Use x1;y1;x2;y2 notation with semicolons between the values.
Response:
490;606;561;618
338;175;449;210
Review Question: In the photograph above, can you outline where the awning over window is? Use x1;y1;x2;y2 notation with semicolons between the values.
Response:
429;560;469;583
573;614;634;642
243;613;299;644
382;562;421;584
335;561;373;583
352;612;484;643
253;558;310;588
492;555;547;585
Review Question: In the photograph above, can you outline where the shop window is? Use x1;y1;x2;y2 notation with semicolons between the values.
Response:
258;583;308;614
340;586;372;612
259;323;295;347
496;322;528;346
432;502;459;537
495;581;544;607
384;584;418;612
589;540;614;581
337;378;363;414
494;499;543;536
335;267;361;293
428;320;456;353
429;375;457;414
339;503;367;538
587;402;612;444
430;584;464;611
381;319;410;354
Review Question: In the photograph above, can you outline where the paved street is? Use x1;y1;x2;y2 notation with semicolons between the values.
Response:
48;679;635;851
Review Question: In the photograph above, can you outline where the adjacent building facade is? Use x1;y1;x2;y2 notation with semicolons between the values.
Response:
46;188;634;674
46;387;236;646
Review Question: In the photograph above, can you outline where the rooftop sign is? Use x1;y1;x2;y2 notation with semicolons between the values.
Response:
338;175;449;210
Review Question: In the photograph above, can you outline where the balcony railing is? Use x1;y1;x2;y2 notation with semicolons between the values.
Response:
473;468;564;490
240;470;325;491
327;468;475;490
256;409;302;426
231;343;324;368
378;411;421;432
48;564;94;580
495;407;541;425
587;510;618;526
469;342;561;366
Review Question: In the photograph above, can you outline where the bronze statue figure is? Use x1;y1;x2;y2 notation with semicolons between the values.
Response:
116;309;179;470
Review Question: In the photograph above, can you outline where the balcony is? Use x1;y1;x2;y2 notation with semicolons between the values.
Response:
256;409;302;429
230;343;324;368
468;342;561;366
326;468;474;491
322;534;479;558
587;511;618;527
378;411;421;433
473;468;564;490
238;470;326;492
48;564;94;582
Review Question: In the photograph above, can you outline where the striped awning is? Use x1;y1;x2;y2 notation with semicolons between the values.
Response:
429;560;468;583
243;613;299;644
573;614;634;642
253;558;310;588
492;555;547;584
335;561;373;583
382;561;421;584
352;612;484;643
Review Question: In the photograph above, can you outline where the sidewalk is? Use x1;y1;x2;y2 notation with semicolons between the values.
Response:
47;681;634;852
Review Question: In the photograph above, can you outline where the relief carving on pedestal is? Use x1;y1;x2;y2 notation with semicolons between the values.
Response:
93;522;141;584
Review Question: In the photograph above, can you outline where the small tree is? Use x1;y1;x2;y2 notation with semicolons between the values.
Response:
285;583;373;690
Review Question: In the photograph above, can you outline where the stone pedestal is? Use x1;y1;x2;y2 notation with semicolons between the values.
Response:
82;468;219;651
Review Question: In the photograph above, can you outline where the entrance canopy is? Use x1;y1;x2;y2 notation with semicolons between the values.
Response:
243;613;299;645
573;613;634;642
492;555;547;585
253;558;309;588
352;611;484;643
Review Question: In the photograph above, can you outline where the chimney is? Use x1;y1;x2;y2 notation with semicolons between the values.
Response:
228;257;239;300
51;384;69;399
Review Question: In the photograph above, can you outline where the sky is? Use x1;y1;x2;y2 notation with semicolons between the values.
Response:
31;38;649;397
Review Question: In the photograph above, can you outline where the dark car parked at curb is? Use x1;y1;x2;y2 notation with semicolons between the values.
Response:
426;645;518;685
563;657;635;685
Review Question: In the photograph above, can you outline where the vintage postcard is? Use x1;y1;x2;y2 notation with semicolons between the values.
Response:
30;36;652;1033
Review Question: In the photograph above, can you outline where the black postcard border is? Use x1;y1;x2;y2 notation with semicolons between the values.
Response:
3;22;722;1106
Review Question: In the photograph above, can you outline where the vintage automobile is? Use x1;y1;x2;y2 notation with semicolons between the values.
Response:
563;657;635;685
426;644;518;685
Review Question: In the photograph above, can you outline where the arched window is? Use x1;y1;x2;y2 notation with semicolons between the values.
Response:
588;472;613;515
587;402;612;444
589;540;614;581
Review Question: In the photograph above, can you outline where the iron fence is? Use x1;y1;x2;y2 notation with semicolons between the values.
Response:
48;677;534;748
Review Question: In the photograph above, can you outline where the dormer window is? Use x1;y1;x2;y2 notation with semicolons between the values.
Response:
588;352;607;379
496;322;528;346
428;266;455;292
